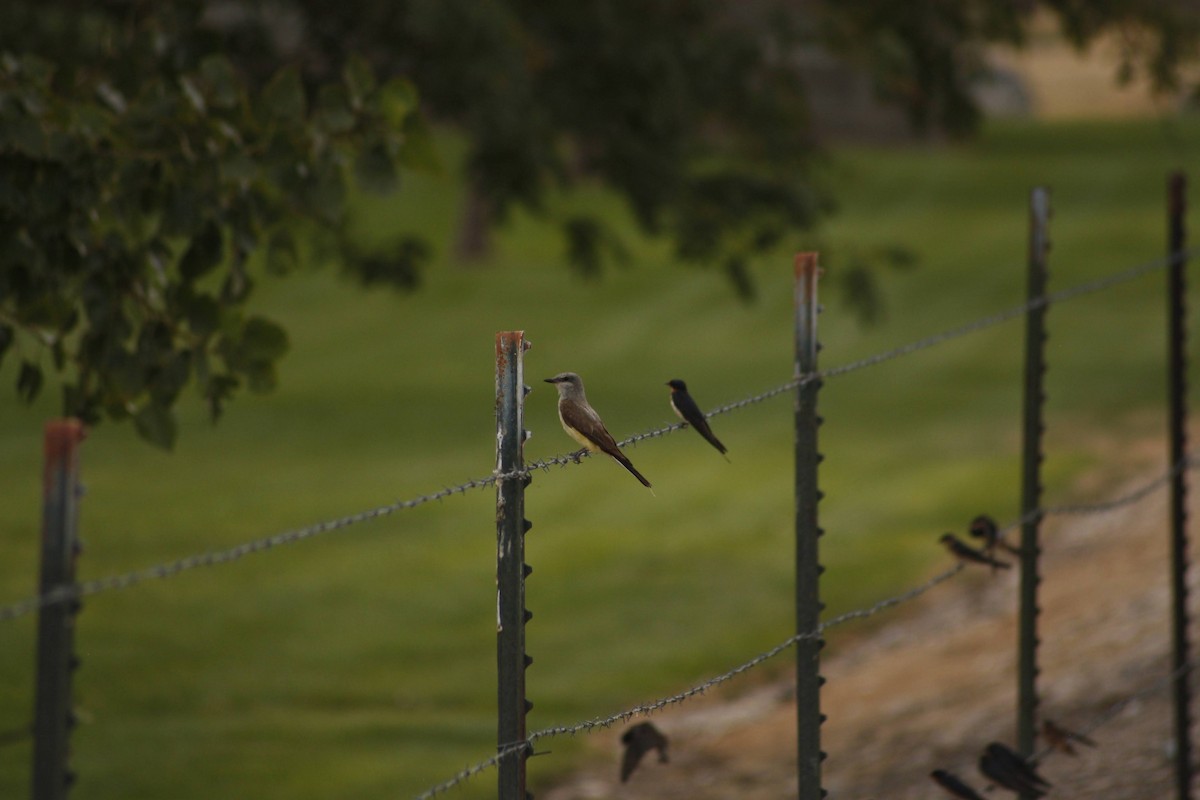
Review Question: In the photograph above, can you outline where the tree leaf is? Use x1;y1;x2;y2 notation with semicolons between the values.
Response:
199;55;241;109
267;229;298;275
133;402;177;450
240;316;289;362
315;84;356;134
179;220;224;281
343;55;375;110
377;77;417;128
263;67;306;123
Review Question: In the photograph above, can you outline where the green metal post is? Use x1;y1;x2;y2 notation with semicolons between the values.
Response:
496;332;533;800
1017;188;1050;792
794;252;826;800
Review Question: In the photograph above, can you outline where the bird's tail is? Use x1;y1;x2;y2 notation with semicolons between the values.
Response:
613;452;652;489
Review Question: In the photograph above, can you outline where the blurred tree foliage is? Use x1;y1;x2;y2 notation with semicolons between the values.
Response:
1;1;1196;446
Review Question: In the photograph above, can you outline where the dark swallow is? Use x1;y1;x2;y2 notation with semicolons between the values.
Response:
666;379;728;460
930;769;987;800
979;742;1052;797
1042;718;1097;757
969;514;1021;557
620;721;669;782
940;533;1011;570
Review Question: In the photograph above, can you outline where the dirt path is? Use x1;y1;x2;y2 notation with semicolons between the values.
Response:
544;462;1189;799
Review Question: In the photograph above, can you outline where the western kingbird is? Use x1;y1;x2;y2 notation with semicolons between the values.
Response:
620;722;669;783
545;372;652;488
665;379;728;459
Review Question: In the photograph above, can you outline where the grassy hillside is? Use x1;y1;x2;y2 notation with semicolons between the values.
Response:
1;117;1197;799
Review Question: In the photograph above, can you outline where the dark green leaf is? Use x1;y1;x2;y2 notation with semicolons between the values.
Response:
267;229;298;275
179;220;224;281
160;181;205;237
133;402;177;450
240;317;289;362
263;67;306;123
17;360;42;403
182;292;220;337
343;55;376;110
304;156;346;224
150;352;191;404
199;55;241;109
106;348;145;397
203;373;240;422
315;85;356;134
377;78;417;127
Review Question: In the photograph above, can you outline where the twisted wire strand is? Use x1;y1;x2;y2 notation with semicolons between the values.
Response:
0;476;500;622
412;564;965;800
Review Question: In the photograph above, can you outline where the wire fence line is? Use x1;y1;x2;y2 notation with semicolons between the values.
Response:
0;477;502;622
0;248;1186;624
413;564;967;800
414;455;1195;799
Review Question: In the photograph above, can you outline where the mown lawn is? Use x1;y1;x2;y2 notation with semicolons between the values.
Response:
1;117;1197;799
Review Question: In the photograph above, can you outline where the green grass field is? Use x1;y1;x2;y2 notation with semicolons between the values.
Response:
2;117;1198;799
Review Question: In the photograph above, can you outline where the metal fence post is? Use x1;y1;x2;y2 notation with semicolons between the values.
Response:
1017;188;1050;786
794;252;826;800
32;419;85;800
1167;171;1193;800
496;331;533;800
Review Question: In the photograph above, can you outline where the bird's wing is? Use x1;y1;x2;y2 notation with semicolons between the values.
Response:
560;400;622;457
620;742;645;782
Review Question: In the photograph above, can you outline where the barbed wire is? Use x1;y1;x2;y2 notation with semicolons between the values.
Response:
0;249;1186;623
415;452;1199;799
413;563;966;799
0;475;502;622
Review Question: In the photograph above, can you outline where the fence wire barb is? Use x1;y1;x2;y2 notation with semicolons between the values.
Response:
1;250;1189;624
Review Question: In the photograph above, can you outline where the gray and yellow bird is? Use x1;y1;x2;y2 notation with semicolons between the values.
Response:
545;372;652;489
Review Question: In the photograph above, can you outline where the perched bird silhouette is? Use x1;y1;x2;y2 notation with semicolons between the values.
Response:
1042;718;1097;756
979;742;1052;798
930;769;987;800
620;721;669;782
940;533;1011;570
666;379;728;460
545;372;652;489
969;514;1021;557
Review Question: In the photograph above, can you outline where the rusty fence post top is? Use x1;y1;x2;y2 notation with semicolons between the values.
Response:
794;252;821;279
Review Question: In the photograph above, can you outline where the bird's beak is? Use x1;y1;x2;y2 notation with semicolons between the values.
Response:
544;377;557;384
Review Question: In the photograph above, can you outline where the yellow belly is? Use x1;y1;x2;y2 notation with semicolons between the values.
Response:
560;416;599;451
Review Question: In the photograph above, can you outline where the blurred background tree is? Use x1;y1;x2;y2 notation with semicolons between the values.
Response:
1;0;1197;447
